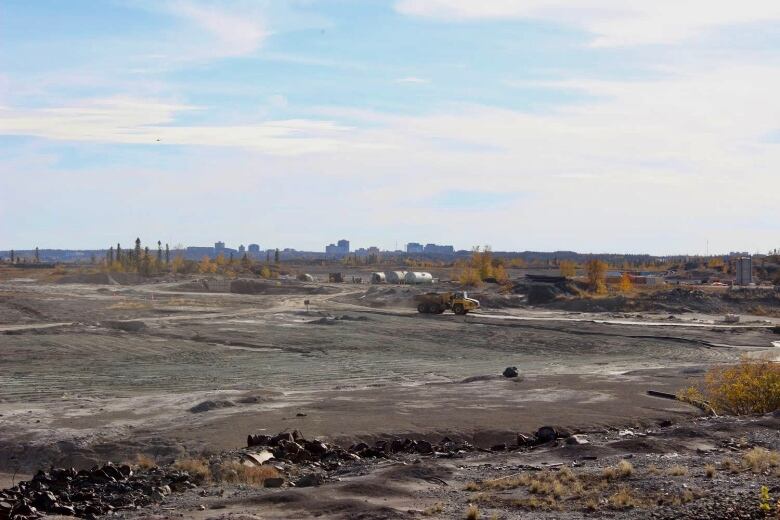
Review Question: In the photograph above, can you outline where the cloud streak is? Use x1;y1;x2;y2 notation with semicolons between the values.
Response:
395;0;780;47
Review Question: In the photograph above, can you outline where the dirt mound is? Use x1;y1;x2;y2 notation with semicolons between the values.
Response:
230;279;333;295
56;272;142;285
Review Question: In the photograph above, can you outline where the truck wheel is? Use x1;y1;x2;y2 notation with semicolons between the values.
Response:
453;304;464;315
417;303;428;313
429;304;441;314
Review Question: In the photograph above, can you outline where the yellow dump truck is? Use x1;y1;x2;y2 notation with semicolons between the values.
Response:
414;291;480;315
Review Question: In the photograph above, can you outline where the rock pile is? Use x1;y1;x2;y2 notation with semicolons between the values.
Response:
0;463;197;520
247;430;475;469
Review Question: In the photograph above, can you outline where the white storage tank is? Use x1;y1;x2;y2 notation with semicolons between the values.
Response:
404;271;434;284
385;271;407;284
371;272;386;284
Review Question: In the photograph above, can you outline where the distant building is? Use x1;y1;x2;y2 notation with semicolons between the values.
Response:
238;244;246;253
325;239;350;257
248;244;260;253
406;242;424;254
424;243;454;255
735;257;753;286
215;241;225;251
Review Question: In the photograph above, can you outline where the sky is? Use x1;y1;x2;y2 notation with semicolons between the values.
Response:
1;0;779;255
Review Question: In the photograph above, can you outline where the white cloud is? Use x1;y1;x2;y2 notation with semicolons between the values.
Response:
395;0;780;46
395;76;430;84
0;97;364;155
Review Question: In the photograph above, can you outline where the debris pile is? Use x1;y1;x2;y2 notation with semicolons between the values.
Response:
0;463;197;520
247;430;476;469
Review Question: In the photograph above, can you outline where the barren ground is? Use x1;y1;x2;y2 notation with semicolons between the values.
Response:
1;268;778;518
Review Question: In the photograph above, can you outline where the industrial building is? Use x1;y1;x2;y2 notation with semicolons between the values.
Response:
736;256;753;286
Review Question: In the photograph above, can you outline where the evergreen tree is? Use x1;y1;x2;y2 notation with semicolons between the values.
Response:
10;250;14;263
35;247;39;263
116;243;122;262
274;248;280;264
266;251;270;262
157;241;162;265
108;246;114;264
165;243;170;265
134;238;142;266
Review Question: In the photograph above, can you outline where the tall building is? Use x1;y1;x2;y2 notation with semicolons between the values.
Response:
406;242;424;253
326;239;350;257
215;241;225;251
238;244;246;253
248;244;260;253
735;256;753;286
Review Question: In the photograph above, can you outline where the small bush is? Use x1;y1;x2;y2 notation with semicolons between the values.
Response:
135;454;156;470
602;460;634;480
667;465;689;477
704;464;716;478
681;358;780;415
215;461;281;486
173;458;211;482
422;503;443;516
465;504;480;520
742;447;780;473
608;487;638;509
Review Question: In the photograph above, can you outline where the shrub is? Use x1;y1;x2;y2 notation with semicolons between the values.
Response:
667;465;688;476
173;458;211;482
695;358;780;415
602;460;634;480
465;504;479;520
704;464;716;478
135;454;156;470
214;461;281;486
742;447;780;473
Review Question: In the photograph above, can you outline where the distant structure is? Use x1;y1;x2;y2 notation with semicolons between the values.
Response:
424;243;454;255
215;241;225;252
406;242;424;254
325;239;350;257
238;244;246;254
735;256;753;286
248;244;260;254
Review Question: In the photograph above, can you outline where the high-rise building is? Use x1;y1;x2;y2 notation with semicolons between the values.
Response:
326;239;350;256
337;239;350;253
238;244;246;253
215;241;225;251
406;242;424;253
248;244;260;253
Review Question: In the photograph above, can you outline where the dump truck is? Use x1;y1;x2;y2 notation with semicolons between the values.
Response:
414;291;480;315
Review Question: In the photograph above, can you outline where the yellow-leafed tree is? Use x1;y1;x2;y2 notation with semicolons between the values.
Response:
586;259;608;294
559;260;576;278
619;272;633;293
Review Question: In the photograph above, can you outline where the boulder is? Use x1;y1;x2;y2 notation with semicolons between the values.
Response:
535;426;558;443
502;366;519;378
565;434;589;445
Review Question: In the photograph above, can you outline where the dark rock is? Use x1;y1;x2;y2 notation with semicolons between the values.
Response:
294;473;324;487
102;320;146;332
535;426;558;443
502;366;519;378
264;477;284;488
189;400;235;413
516;433;533;446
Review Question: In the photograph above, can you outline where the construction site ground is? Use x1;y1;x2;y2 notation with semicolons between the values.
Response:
1;269;778;518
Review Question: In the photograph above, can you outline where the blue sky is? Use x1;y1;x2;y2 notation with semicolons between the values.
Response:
1;0;779;254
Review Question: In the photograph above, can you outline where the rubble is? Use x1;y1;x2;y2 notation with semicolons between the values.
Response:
502;366;519;378
0;463;197;520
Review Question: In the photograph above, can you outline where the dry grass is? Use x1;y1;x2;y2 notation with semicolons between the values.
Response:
422;503;444;516
704;464;717;478
667;465;689;477
135;453;156;470
108;300;151;310
602;460;634;480
646;464;661;475
215;461;281;486
742;447;780;473
173;458;211;482
465;504;480;520
608;487;639;510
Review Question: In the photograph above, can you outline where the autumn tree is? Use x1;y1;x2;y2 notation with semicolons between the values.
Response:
559;260;577;278
619;272;633;293
586;259;608;294
171;254;185;274
198;256;217;274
